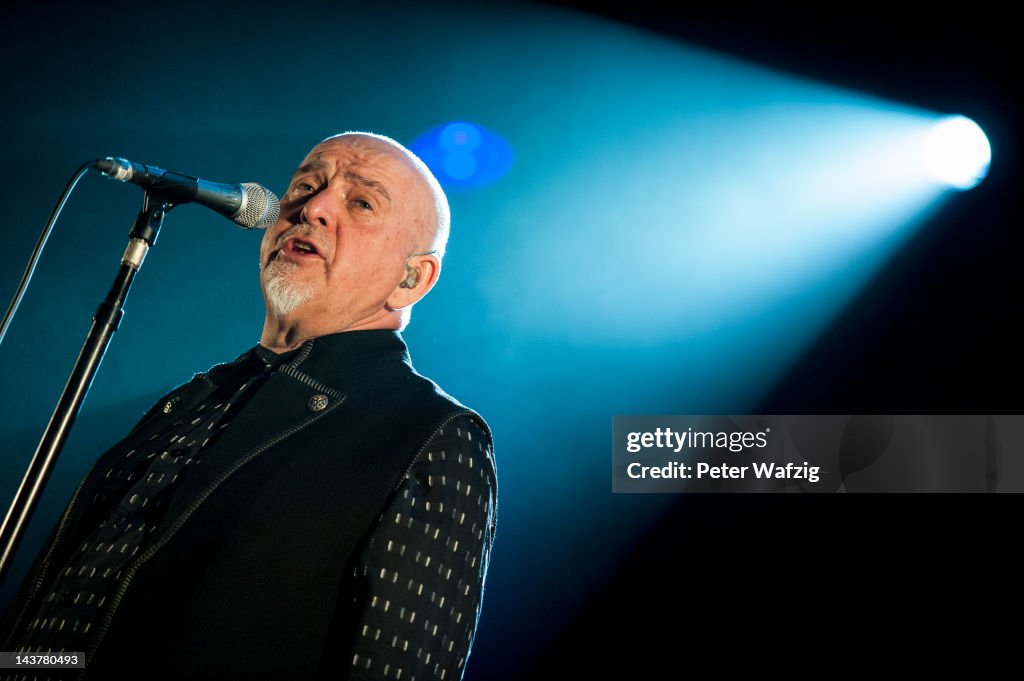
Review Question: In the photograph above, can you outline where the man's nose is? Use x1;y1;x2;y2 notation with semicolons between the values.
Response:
299;187;334;229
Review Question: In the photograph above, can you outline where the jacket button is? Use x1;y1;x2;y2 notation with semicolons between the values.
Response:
307;394;329;412
162;397;181;414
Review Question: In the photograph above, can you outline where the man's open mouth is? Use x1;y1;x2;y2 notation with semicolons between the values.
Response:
274;236;321;262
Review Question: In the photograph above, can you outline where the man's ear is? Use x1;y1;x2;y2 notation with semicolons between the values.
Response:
387;253;441;310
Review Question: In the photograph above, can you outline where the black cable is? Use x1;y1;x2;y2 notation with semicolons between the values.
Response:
0;160;95;347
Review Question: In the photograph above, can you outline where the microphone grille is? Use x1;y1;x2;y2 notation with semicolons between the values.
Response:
237;183;281;229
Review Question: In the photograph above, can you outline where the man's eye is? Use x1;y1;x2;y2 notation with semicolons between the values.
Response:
353;198;373;211
295;182;316;193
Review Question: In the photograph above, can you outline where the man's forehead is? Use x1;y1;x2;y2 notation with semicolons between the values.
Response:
299;137;410;174
294;137;435;216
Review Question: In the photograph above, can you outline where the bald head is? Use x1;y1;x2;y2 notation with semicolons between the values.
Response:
319;132;450;260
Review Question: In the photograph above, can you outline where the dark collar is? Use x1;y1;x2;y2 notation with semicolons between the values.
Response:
268;329;411;382
206;330;411;390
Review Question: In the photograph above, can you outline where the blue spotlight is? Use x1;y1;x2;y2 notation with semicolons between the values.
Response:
410;121;514;189
923;115;991;190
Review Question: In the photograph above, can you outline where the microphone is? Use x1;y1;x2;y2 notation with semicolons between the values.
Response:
94;157;280;229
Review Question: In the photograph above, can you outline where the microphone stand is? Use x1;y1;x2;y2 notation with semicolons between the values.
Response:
0;192;173;585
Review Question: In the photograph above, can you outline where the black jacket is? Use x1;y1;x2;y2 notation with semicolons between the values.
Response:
1;330;489;680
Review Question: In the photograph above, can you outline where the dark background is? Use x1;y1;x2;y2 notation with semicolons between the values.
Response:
1;1;1019;676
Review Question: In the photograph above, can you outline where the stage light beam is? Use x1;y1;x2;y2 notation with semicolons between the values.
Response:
922;115;991;190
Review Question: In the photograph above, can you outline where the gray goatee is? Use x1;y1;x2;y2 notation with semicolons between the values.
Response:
262;258;313;317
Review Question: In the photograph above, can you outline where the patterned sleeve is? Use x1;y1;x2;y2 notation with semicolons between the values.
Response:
327;415;497;681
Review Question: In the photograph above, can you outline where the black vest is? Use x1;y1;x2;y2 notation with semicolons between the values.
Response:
1;330;487;680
